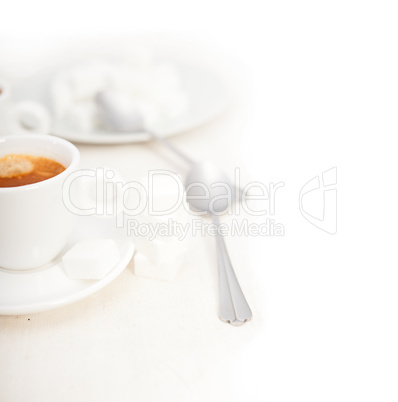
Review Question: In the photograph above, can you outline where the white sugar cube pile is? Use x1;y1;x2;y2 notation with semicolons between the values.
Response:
131;173;194;282
50;56;190;134
62;239;120;280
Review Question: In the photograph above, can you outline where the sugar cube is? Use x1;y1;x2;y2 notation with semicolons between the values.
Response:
68;61;107;100
133;251;184;282
133;236;192;265
64;101;98;133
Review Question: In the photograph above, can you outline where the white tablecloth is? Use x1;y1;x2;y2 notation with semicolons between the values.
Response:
1;18;398;400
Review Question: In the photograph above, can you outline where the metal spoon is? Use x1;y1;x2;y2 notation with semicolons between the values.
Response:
96;91;252;325
185;161;252;325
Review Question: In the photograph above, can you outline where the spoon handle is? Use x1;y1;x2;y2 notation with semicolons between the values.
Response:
212;215;252;326
147;130;195;166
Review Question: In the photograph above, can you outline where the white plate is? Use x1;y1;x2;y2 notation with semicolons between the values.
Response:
0;216;135;315
13;61;228;144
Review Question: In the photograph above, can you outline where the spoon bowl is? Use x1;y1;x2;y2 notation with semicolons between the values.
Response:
185;160;232;214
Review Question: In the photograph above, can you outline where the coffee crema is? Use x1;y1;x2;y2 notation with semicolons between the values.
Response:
0;154;66;188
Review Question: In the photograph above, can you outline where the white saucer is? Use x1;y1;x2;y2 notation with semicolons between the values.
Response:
0;216;135;315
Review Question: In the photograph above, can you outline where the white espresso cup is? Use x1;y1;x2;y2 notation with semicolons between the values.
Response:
0;135;80;270
0;79;51;136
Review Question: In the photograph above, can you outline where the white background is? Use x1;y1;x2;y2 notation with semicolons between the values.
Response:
1;1;398;401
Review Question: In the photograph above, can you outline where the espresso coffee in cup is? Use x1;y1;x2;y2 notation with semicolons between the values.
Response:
0;135;79;270
0;154;66;188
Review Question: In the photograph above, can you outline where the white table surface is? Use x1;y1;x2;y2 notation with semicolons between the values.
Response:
1;20;398;401
0;83;263;402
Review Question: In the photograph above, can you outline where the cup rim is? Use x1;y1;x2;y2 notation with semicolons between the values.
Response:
0;134;80;193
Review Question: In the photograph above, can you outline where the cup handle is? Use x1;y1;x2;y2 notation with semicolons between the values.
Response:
14;101;51;135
